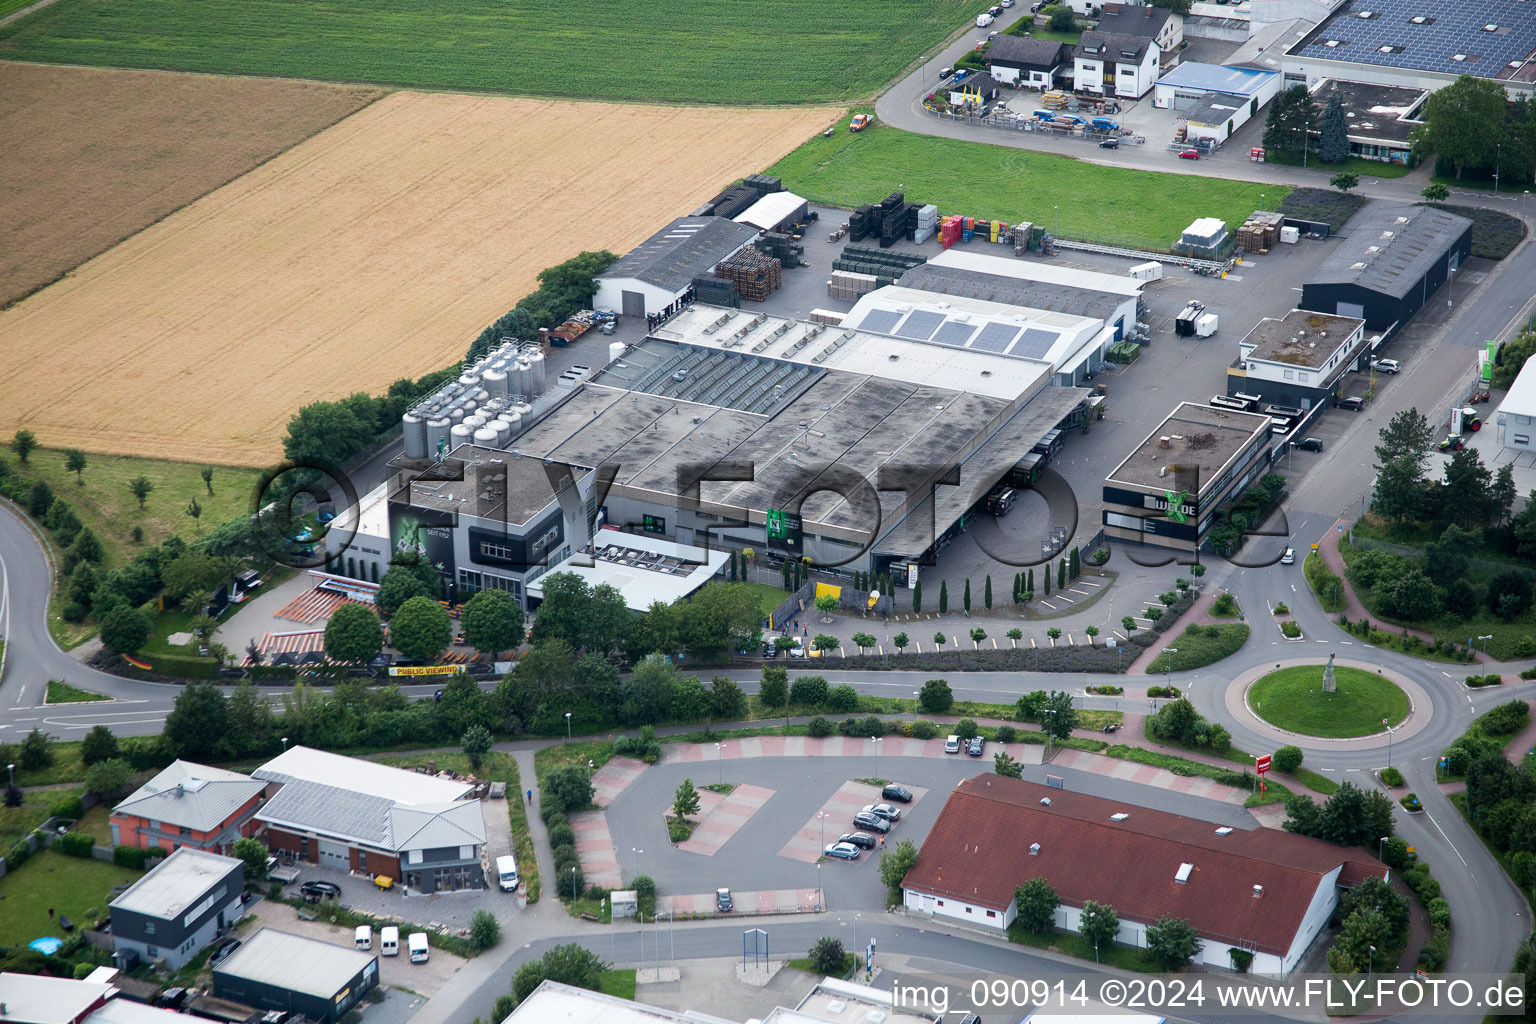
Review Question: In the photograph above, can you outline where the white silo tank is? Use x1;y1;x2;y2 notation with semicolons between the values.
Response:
512;357;532;398
426;416;451;455
450;422;475;451
526;350;547;395
465;414;487;430
483;363;509;396
402;412;428;459
474;426;500;447
492;416;513;446
448;404;465;422
608;341;626;365
502;411;522;439
458;372;480;389
510;401;533;420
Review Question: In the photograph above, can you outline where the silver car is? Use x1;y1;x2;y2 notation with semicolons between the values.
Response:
862;802;902;822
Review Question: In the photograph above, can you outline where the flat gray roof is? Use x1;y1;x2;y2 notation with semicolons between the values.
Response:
1106;402;1272;494
391;445;570;525
1307;201;1472;298
214;927;374;999
1311;78;1427;146
896;263;1130;324
1242;309;1365;368
110;847;240;920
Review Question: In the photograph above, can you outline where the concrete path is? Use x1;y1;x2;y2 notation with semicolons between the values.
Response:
659;888;821;917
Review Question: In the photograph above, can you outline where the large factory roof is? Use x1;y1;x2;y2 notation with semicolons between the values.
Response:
896;263;1130;325
1306;201;1471;299
598;217;760;292
390;446;574;525
926;249;1144;296
531;528;729;611
1309;79;1427;146
1106;402;1273;494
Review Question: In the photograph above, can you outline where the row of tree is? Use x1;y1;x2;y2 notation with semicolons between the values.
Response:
1412;75;1536;183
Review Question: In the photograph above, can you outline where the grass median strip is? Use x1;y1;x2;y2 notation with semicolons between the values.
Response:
44;679;109;703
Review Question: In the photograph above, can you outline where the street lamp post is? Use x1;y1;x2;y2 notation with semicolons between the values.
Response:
587;759;594;782
871;737;882;779
1379;835;1389;861
1053;205;1059;237
1163;647;1178;690
1249;754;1257;795
1384;719;1394;770
281;736;289;752
1478;634;1493;660
715;742;725;786
565;711;572;743
1495;144;1502;193
1260;192;1265;213
1368;944;1376;984
5;763;13;787
912;690;919;724
571;865;578;904
1043;708;1056;762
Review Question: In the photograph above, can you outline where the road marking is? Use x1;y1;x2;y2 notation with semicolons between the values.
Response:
1341;641;1353;644
1320;768;1337;772
1422;808;1470;870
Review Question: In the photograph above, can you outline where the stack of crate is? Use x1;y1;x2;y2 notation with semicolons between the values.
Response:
849;204;878;242
827;270;878;300
715;246;782;302
1235;211;1283;254
757;232;805;268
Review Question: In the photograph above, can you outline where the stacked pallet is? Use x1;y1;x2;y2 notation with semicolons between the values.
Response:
849;204;879;242
878;192;907;248
1235;211;1283;253
809;308;847;326
715;246;783;302
828;270;878;300
913;204;939;244
692;275;738;307
757;232;805;268
940;215;963;248
1042;90;1069;110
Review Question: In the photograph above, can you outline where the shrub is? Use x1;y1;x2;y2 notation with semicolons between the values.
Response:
912;721;939;740
547;822;576;850
1465;673;1502;688
1273;746;1304;773
954;718;978;740
50;794;83;820
56;832;96;858
826;685;859;713
633;875;657;918
808;716;834;738
61;601;88;623
1381;837;1410;871
995;725;1016;744
1273;602;1289;615
113;845;147;870
1380;766;1404;787
1229;947;1254;973
790;675;829;707
1400;792;1422;812
1427;897;1451;931
810;936;848;975
1280;620;1301;638
1211;592;1238;616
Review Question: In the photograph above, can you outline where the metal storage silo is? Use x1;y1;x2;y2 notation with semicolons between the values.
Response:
426;416;452;456
510;400;533;421
608;341;626;365
492;416;513;446
474;426;499;447
525;350;547;395
512;357;532;398
402;412;428;459
450;421;475;451
448;404;465;422
458;372;480;389
465;414;487;430
482;362;509;396
502;411;522;439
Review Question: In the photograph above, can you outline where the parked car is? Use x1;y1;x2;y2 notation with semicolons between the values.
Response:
1099;138;1119;149
1292;437;1324;452
761;644;777;658
944;735;961;754
1030;1;1042;9
840;831;878;849
1438;434;1465;452
1001;0;1015;7
1337;396;1364;411
1178;149;1201;160
716;887;734;912
300;881;342;901
790;642;806;658
862;803;903;822
209;938;241;967
852;811;892;833
882;784;913;803
824;842;861;860
1281;548;1295;565
967;736;985;757
989;4;1004;14
939;67;955;80
1371;358;1400;374
976;12;994;27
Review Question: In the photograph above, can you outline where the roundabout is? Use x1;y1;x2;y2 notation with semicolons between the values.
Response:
1247;663;1410;738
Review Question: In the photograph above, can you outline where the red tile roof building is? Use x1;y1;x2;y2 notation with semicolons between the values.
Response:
900;776;1386;975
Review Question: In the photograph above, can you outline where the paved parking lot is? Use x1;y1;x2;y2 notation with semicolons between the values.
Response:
658;887;821;917
592;756;646;808
677;783;775;856
570;810;622;888
778;781;884;863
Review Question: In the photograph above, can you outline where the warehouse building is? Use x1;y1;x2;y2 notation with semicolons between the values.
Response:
1300;201;1472;329
1228;308;1370;408
212;928;378;1024
594;217;760;318
1307;79;1427;165
1494;360;1536;456
1154;61;1282;110
900;776;1388;975
1284;0;1536;100
109;848;245;970
1102;401;1274;553
253;746;487;891
733;191;810;234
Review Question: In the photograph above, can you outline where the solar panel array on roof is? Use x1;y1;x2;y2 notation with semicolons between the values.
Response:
931;321;979;347
1290;0;1536;81
973;322;1022;352
1014;328;1060;360
858;308;903;334
895;309;946;340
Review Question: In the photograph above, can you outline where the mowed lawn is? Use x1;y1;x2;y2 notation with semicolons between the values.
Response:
1248;666;1410;738
771;120;1290;252
0;0;976;104
0;850;142;948
9;448;263;571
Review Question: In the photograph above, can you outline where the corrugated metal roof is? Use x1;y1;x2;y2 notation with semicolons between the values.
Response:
389;801;487;851
598;217;760;293
253;746;472;805
732;192;807;232
1306;201;1472;298
112;760;265;833
109;848;241;920
1155;60;1278;96
213;928;374;999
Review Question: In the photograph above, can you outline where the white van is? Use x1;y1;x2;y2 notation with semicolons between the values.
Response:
354;925;372;951
408;932;429;963
944;735;961;754
496;854;519;893
976;12;994;26
380;926;399;957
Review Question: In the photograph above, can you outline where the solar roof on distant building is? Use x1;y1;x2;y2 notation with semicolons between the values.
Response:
857;308;902;334
1289;0;1536;84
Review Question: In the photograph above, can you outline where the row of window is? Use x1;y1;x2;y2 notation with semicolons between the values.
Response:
457;569;522;599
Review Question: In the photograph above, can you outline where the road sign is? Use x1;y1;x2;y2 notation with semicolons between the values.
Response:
1255;754;1272;775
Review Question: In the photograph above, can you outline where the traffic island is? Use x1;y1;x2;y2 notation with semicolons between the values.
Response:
1247;664;1409;738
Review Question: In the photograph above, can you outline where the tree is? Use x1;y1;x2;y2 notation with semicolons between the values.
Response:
1058;559;1067;590
1079;900;1119;958
376;565;433;617
1146;915;1201;970
892;632;909;653
60;448;88;485
674;778;701;821
1048;4;1074;31
1084;625;1100;646
164;682;231;761
1442;449;1495;529
100;606;150;656
511;943;606;1003
1047;627;1061;642
877;839;919;905
759;666;789;709
851;632;876;653
1372;456;1427;524
1122;615;1137;634
1329;171;1360;193
544;764;595;813
461;589;526;655
1319;91;1349;162
1492;463;1517;525
1488;570;1533;620
125;475;155;510
1337;876;1409;954
809;936;848;975
68;562;100;610
198;465;214;496
993;751;1023;778
11;429;37;463
232;837;270;882
919;678;953;713
390;596;452;662
18;728;54;770
83;758;130;801
939;579;948;614
469;908;501;951
969;627;986;649
1013;878;1059;933
812;633;839;654
461;724;493;772
185;496;202;530
932;631;946;648
1263;85;1319;159
814;593;838;618
1044;565;1051;595
963;578;972;614
911;578;922;613
1006;627;1022;644
1410;74;1508;179
324;602;384;663
984;574;992;609
1038;690;1077;739
1273;745;1304;773
282;397;375;466
80;725;118;766
1421;182;1451;201
27;478;54;518
709;676;747;720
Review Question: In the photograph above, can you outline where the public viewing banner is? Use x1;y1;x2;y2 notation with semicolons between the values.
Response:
388;665;460;677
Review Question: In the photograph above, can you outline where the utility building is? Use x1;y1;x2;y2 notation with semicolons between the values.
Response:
594;218;759;318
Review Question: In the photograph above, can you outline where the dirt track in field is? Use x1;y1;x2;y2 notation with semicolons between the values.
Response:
0;62;382;308
0;91;843;465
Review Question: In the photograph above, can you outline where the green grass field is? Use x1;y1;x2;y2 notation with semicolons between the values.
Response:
1248;665;1409;738
7;448;262;572
45;679;109;703
770;121;1289;251
0;849;142;947
0;0;37;18
0;0;975;104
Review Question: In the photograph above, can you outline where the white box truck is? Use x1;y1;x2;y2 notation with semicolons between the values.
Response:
380;926;399;956
496;854;519;893
408;932;430;963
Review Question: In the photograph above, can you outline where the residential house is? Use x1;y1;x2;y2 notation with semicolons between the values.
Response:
252;745;487;891
986;36;1067;89
109;848;245;970
1096;2;1183;66
1074;31;1160;99
110;761;266;856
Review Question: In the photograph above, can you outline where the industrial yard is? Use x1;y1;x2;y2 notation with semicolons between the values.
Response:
0;92;839;463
